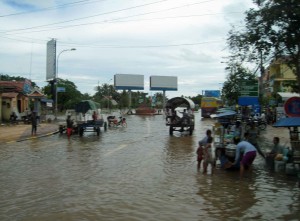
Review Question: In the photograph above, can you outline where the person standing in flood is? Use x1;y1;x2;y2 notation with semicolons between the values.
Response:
66;115;74;140
246;123;265;159
232;137;257;178
203;136;215;174
197;129;212;171
31;111;37;136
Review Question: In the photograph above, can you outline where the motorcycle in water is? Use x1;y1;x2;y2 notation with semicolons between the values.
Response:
107;116;127;127
245;118;267;130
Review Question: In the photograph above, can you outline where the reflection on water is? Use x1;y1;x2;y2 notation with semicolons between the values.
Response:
0;114;299;220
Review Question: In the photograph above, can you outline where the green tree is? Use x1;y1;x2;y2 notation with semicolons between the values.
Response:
227;0;300;92
93;83;118;108
43;78;83;111
188;94;202;107
222;63;257;106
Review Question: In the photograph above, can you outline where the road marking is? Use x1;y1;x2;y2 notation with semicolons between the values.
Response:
104;144;128;156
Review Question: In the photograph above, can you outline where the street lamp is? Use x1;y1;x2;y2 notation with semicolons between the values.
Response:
55;48;76;120
107;79;112;113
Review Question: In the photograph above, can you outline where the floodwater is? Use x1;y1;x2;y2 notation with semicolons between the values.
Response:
0;113;299;221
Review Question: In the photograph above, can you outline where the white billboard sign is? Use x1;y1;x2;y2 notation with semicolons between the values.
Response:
150;76;177;91
46;39;56;81
114;74;144;90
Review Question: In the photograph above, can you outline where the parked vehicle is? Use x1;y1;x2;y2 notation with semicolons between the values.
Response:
245;117;267;130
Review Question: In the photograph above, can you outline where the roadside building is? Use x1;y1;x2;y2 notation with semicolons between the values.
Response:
261;57;298;106
0;80;47;123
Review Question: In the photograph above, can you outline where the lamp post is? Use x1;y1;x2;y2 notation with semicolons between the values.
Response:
55;48;76;120
107;79;112;113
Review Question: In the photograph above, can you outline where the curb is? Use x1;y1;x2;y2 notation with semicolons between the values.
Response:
5;130;60;144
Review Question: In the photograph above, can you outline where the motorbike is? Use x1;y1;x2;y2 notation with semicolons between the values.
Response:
107;116;127;127
245;117;267;130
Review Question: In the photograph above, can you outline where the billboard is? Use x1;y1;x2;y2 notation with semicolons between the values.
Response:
150;76;177;91
203;90;220;98
46;39;56;81
114;74;144;90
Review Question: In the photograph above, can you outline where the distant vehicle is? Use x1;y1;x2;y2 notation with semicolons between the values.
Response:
165;97;195;135
60;100;107;136
201;97;223;118
107;116;127;127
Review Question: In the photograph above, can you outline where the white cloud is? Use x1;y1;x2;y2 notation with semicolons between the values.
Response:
0;0;255;98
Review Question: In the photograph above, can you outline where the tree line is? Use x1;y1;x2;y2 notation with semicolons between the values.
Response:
1;74;203;112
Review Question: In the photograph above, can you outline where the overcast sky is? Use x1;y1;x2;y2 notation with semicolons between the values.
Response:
0;0;255;98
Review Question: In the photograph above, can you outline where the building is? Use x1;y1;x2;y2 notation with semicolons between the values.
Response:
261;57;298;106
0;80;46;123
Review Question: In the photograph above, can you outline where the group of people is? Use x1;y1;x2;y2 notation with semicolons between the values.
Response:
196;126;286;178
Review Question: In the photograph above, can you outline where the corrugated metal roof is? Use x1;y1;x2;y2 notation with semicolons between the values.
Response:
273;117;300;127
2;92;19;98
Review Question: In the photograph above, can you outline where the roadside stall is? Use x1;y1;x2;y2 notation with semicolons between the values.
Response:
211;110;240;170
273;97;300;187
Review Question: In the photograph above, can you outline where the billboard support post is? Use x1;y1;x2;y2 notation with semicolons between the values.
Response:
163;90;166;113
128;90;132;111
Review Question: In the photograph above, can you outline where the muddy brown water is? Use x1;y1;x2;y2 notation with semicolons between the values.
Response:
0;113;299;221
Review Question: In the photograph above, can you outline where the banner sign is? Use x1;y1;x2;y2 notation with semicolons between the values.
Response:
57;87;65;92
240;80;258;96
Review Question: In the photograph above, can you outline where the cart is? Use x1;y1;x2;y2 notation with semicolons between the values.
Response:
77;119;107;136
165;97;195;135
59;100;108;136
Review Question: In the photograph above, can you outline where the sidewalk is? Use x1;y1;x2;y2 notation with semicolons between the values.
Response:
0;122;60;144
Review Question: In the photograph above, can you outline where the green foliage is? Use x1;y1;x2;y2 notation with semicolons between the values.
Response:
43;78;83;111
227;0;300;92
188;94;202;107
222;63;257;106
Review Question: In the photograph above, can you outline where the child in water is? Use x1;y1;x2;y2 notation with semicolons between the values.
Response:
203;137;214;174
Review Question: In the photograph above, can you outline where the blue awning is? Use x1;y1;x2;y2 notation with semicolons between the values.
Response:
211;111;236;118
273;117;300;127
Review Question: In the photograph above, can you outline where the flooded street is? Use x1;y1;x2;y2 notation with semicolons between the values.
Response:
0;112;299;221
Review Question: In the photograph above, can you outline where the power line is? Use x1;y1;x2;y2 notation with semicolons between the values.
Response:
0;0;107;18
59;40;224;49
3;10;242;35
1;0;172;34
